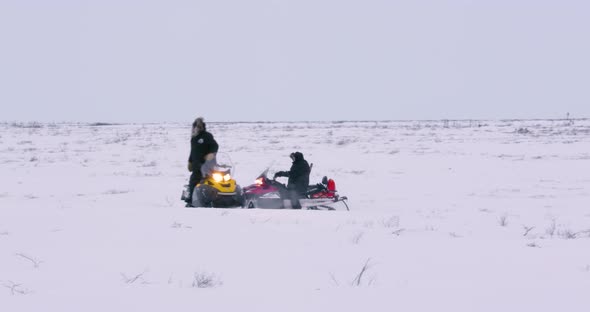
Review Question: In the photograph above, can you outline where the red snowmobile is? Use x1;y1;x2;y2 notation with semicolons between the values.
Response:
241;167;350;211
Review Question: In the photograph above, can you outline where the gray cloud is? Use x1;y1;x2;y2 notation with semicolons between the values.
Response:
1;0;588;122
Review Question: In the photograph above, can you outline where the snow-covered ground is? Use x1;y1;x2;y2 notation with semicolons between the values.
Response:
1;119;589;311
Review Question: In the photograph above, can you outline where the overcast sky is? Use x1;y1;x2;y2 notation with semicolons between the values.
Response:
1;0;588;122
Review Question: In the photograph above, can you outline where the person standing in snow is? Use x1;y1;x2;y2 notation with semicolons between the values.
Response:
186;117;218;206
274;151;311;209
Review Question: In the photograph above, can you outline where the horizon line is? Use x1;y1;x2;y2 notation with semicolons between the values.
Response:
1;117;588;126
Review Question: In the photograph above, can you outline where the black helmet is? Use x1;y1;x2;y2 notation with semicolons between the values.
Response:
290;151;303;161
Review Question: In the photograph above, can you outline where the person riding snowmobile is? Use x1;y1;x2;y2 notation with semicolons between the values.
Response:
273;151;311;209
186;117;218;206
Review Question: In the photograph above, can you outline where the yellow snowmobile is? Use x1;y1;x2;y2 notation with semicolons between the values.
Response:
182;164;244;208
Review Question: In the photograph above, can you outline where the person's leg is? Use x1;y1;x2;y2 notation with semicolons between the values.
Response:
289;189;302;209
187;170;202;203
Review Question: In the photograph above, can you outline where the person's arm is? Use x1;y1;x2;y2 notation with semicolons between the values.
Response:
210;134;219;154
200;157;217;177
188;137;195;171
201;133;218;162
188;139;193;163
204;133;218;154
274;171;289;178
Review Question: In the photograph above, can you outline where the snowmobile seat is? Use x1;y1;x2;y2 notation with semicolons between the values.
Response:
308;176;337;199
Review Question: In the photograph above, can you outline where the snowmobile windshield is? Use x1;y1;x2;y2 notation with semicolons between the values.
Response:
214;153;235;175
258;165;282;180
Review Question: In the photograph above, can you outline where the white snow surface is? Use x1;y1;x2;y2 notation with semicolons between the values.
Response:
1;119;589;311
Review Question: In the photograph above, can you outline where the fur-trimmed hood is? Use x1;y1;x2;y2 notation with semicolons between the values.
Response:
192;117;206;137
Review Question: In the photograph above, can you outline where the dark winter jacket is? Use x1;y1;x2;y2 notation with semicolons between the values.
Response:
275;152;311;195
188;131;219;166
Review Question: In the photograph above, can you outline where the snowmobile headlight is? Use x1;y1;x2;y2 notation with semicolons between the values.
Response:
255;177;264;185
212;173;223;182
223;174;231;182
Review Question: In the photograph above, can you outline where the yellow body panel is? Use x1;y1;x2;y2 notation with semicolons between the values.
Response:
198;177;237;193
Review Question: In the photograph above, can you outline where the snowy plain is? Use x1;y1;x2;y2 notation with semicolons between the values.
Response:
1;119;589;312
